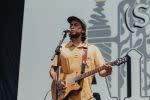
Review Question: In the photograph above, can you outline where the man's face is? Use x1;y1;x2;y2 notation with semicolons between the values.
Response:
69;20;85;38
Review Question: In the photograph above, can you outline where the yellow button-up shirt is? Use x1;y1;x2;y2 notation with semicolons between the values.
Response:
51;41;105;100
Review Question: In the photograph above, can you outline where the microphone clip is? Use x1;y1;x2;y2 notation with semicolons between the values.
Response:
63;30;70;33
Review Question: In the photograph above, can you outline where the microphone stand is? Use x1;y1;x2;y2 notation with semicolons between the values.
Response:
51;32;67;100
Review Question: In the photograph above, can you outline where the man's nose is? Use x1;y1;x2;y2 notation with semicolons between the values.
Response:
70;25;74;28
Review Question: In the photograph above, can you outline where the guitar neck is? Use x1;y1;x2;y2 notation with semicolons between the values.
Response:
75;62;114;81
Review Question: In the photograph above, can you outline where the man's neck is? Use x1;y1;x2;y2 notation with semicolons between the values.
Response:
72;37;83;47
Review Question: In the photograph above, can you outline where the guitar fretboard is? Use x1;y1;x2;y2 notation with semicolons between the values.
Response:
74;56;127;82
75;65;105;81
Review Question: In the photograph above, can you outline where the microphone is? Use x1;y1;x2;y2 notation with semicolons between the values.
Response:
63;29;70;33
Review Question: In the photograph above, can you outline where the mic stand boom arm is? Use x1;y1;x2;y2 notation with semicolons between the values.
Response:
51;32;67;100
51;32;67;61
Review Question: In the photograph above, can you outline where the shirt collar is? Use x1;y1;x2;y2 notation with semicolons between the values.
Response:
66;41;88;48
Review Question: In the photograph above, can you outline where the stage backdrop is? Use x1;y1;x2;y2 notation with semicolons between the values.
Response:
17;0;150;100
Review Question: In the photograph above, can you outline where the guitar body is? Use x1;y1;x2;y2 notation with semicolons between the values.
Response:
51;73;81;100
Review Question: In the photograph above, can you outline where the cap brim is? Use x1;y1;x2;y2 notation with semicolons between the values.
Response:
67;16;82;23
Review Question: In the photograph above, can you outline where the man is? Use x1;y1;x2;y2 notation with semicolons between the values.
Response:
49;16;112;100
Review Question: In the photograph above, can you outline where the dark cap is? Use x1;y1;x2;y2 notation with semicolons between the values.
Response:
67;16;86;31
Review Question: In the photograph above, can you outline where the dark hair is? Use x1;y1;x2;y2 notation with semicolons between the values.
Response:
81;32;86;42
69;31;86;42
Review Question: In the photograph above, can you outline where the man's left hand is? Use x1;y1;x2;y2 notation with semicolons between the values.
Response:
99;64;112;77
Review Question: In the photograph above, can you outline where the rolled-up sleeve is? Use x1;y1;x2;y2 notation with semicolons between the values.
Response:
93;45;105;68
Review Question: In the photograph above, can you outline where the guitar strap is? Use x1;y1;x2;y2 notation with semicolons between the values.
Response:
81;48;87;74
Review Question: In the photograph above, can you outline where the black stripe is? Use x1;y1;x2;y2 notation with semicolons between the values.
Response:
0;0;25;100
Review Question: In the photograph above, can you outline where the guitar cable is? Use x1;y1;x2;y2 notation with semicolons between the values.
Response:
43;88;51;100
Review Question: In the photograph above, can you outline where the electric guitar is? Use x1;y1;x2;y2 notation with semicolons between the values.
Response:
51;56;128;100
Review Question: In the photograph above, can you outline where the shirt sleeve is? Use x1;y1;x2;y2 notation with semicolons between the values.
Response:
93;45;105;67
49;43;65;72
51;55;58;67
50;55;61;70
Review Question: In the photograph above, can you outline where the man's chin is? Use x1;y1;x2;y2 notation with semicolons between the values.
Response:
69;33;81;38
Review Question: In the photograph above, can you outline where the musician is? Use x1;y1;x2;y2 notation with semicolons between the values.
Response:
49;16;112;100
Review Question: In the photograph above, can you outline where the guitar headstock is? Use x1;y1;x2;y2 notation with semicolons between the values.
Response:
112;55;128;66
